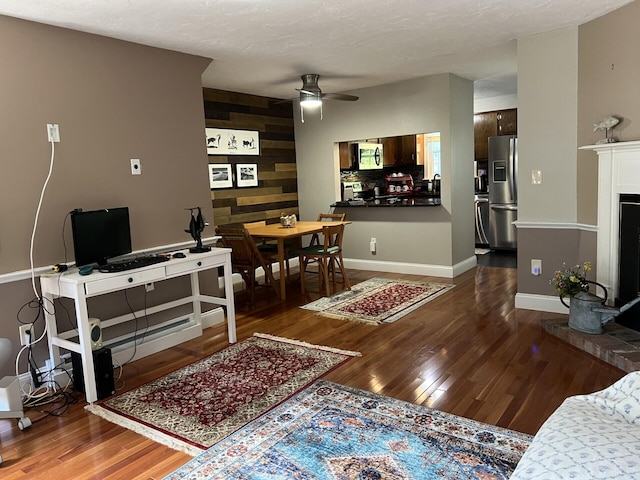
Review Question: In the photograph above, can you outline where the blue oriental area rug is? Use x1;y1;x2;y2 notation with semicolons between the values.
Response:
164;380;532;480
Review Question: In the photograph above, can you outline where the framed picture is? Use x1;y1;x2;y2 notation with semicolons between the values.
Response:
206;128;260;155
208;164;233;189
236;163;259;188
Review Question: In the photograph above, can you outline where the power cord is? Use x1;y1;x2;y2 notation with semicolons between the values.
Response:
29;138;56;300
112;287;152;390
15;297;55;400
15;137;58;402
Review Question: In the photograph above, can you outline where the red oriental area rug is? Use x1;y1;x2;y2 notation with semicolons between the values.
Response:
85;333;359;455
302;277;454;325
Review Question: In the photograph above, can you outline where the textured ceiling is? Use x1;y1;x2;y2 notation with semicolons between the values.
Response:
0;0;633;101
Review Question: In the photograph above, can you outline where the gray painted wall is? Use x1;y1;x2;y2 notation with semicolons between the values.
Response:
518;27;579;224
294;73;474;268
518;0;640;298
0;16;212;377
577;0;640;225
516;27;580;295
0;16;212;274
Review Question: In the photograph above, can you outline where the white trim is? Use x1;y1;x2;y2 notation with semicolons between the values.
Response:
580;140;640;152
217;258;301;293
0;236;222;286
453;256;479;277
513;221;596;232
217;255;477;287
201;307;225;329
343;255;477;279
581;141;640;305
515;292;568;314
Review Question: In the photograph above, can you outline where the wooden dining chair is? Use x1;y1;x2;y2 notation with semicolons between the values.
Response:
306;213;347;282
296;223;351;297
309;213;346;247
215;226;279;304
243;220;293;279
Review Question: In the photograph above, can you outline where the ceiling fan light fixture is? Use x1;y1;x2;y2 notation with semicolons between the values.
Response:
299;73;323;108
299;92;323;123
299;92;322;108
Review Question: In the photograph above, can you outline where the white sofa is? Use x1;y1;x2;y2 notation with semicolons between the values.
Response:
510;371;640;479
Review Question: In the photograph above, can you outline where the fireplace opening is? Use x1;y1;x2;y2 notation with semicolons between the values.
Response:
615;194;640;330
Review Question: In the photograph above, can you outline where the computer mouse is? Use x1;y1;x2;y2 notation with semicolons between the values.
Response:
79;265;94;276
173;252;186;258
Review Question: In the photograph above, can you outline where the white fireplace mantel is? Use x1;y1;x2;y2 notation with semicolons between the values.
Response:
580;140;640;304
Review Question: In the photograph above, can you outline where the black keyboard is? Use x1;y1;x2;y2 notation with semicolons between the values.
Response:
98;255;170;273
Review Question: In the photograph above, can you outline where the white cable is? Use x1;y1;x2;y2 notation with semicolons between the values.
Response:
30;139;56;299
16;138;56;400
15;341;53;400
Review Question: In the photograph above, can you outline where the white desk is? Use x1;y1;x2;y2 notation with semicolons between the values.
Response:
40;247;236;403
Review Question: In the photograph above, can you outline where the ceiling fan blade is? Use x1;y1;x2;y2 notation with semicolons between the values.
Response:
296;88;320;96
322;92;359;102
272;97;296;105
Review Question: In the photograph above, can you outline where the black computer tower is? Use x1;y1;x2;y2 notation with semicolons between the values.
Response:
71;347;116;400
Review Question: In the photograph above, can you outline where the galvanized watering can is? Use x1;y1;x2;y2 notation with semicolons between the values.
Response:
560;280;617;334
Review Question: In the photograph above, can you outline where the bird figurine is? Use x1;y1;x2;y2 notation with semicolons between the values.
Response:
185;207;211;253
593;115;620;144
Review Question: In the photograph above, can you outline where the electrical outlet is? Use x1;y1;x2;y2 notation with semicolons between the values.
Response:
19;325;31;346
145;282;155;292
370;237;377;254
46;123;60;142
531;259;542;276
531;169;543;185
131;158;141;175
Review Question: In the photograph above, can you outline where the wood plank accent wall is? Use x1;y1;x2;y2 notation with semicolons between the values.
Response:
203;88;298;227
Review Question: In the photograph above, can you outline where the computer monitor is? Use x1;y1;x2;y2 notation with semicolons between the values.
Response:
71;207;132;267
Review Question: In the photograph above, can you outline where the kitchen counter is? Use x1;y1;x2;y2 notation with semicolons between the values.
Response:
332;196;441;207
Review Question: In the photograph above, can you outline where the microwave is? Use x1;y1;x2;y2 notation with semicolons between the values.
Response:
357;143;383;170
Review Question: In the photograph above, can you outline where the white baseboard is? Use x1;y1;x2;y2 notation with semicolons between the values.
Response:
343;255;477;279
217;256;477;283
453;255;478;277
219;258;301;293
201;307;225;329
515;292;568;314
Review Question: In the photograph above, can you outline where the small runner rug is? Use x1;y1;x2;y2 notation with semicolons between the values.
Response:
86;333;360;455
301;277;454;325
165;379;532;480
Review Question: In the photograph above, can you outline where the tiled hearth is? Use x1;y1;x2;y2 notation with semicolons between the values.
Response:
543;318;640;372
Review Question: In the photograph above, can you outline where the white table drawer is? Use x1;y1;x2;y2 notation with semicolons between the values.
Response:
165;254;223;276
84;267;166;295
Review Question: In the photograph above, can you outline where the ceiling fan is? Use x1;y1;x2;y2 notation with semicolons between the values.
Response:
296;74;358;122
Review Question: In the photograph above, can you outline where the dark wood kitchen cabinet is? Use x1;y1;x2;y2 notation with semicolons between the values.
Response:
497;109;517;135
474;108;517;160
382;135;416;166
339;142;352;169
474;112;497;161
382;137;400;166
401;135;416;164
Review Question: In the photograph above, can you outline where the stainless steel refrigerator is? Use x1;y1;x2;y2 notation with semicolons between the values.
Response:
488;135;518;250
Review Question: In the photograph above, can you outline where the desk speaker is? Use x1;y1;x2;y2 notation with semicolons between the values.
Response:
88;318;103;350
71;347;115;400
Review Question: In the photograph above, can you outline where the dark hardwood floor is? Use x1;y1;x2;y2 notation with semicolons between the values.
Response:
0;265;625;479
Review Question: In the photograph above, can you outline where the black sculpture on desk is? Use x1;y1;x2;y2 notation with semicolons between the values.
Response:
185;207;211;253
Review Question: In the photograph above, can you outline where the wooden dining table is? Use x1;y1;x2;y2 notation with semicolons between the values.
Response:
246;221;349;300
